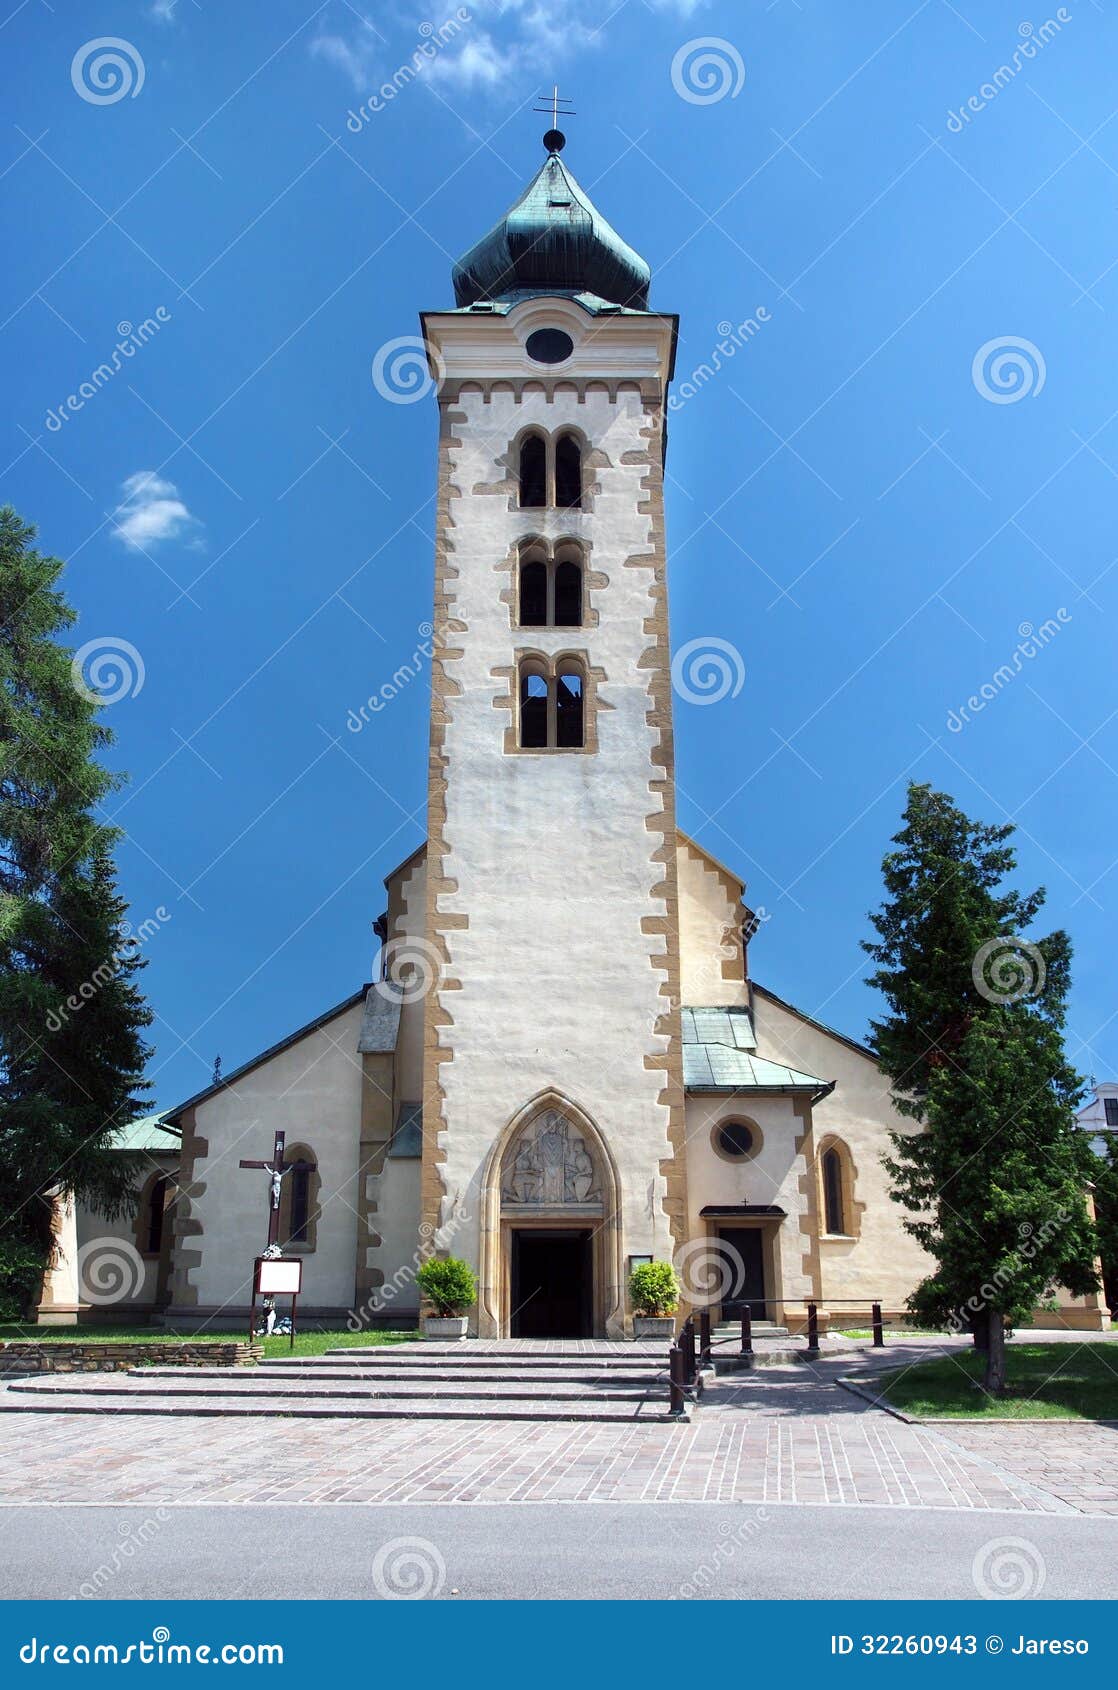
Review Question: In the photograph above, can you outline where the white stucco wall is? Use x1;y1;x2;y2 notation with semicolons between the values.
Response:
75;1155;179;1310
750;986;930;1312
426;304;682;1304
677;840;748;1008
182;999;365;1313
684;1092;813;1316
371;1157;422;1320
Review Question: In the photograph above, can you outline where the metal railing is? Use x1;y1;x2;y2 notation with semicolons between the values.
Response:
667;1299;892;1411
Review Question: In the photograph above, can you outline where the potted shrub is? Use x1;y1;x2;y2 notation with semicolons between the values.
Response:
416;1257;477;1340
628;1261;680;1340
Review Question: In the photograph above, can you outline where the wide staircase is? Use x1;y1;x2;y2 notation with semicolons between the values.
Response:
0;1341;688;1423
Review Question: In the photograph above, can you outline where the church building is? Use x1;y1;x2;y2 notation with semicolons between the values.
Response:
38;136;1108;1338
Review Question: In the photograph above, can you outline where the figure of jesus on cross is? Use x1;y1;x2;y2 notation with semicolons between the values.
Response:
238;1130;317;1249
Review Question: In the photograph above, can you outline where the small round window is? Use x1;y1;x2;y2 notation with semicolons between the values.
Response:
717;1121;755;1160
525;328;574;365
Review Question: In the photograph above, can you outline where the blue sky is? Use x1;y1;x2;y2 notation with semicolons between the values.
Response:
4;0;1117;1109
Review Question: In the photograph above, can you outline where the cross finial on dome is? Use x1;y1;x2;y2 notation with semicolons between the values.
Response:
533;84;575;153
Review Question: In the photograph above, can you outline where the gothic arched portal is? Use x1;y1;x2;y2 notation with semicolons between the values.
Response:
478;1092;625;1339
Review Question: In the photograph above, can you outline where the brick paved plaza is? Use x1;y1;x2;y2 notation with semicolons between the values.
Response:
2;1349;1115;1517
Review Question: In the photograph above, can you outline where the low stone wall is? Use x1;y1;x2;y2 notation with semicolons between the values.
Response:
0;1342;263;1374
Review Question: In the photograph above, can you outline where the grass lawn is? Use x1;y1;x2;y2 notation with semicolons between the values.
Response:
878;1342;1118;1420
0;1324;418;1361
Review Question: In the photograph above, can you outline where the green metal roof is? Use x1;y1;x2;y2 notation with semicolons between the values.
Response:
452;150;651;310
681;1006;833;1098
109;1113;182;1153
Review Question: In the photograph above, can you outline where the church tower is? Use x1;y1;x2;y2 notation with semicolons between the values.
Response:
419;131;687;1337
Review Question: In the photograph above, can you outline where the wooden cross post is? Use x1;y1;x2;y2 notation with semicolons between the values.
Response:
238;1129;317;1250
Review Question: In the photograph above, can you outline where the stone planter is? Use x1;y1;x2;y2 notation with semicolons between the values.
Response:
424;1315;469;1341
633;1315;676;1341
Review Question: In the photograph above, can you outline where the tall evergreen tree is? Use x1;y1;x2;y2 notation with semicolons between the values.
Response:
864;783;1098;1393
0;506;151;1313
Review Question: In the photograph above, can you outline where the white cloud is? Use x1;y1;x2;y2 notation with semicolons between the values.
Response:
149;0;180;21
308;0;709;98
112;471;197;551
427;32;519;91
309;29;378;92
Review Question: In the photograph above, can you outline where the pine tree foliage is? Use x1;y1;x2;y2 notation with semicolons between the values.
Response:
864;783;1099;1387
0;507;152;1307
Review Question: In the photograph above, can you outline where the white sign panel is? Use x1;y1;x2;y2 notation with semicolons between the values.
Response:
256;1258;302;1296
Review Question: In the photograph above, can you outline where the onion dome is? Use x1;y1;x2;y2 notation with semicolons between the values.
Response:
452;141;651;311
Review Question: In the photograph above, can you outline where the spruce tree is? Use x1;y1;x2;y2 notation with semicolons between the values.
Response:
0;506;151;1313
864;783;1098;1393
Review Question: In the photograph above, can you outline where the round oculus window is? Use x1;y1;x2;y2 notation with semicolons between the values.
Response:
525;328;574;365
717;1121;755;1160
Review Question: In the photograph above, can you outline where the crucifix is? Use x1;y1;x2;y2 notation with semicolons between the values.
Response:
238;1130;317;1249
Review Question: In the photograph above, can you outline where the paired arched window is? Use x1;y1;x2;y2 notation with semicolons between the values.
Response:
517;432;584;510
518;657;586;750
517;545;584;629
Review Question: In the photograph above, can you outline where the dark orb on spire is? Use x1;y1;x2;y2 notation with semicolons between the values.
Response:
543;128;566;154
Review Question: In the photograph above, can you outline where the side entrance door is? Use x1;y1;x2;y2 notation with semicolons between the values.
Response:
717;1227;767;1320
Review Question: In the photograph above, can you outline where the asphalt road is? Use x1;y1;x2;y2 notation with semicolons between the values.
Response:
1;1503;1116;1601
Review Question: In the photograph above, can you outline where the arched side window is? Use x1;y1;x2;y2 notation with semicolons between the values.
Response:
555;662;584;749
519;557;548;627
278;1143;320;1251
817;1137;860;1239
553;555;583;627
520;665;549;749
517;656;591;752
554;433;583;509
518;434;547;508
136;1172;171;1257
822;1148;844;1236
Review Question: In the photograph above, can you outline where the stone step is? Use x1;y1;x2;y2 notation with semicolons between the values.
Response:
0;1389;686;1424
132;1365;666;1387
320;1345;667;1363
6;1375;660;1404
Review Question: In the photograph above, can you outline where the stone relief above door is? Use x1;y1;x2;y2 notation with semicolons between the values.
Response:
500;1109;601;1207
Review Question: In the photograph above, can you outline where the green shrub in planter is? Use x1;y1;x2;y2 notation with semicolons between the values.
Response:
628;1261;680;1317
415;1257;478;1317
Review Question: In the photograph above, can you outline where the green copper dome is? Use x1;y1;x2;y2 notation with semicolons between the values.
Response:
452;150;651;311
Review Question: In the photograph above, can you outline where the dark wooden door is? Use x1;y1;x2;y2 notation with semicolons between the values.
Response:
511;1230;592;1338
718;1227;766;1320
